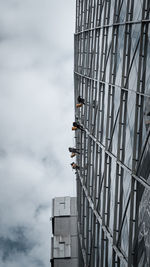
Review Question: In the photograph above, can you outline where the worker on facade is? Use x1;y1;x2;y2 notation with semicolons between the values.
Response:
76;95;85;108
72;125;78;130
68;147;80;154
71;152;76;158
73;121;84;131
71;162;80;170
77;96;85;104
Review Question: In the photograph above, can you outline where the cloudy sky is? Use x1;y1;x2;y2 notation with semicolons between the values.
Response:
0;1;76;266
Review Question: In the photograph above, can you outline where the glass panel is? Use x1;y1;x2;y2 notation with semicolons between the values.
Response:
119;170;131;255
115;26;125;87
105;27;113;84
107;239;112;267
124;91;136;169
128;23;141;92
109;1;115;24
111;85;120;157
119;0;127;23
133;0;143;21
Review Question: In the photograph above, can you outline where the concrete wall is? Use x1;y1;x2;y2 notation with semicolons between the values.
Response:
50;197;78;267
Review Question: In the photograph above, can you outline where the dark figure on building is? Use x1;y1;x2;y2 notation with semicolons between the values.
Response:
73;122;84;131
77;96;85;104
68;147;80;154
71;162;80;170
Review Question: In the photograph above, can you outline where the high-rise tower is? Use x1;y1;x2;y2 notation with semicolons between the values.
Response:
74;1;150;266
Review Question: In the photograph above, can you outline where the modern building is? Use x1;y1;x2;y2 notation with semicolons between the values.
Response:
50;196;78;267
74;0;150;266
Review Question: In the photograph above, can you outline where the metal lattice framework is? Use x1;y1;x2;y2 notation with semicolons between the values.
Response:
74;0;150;266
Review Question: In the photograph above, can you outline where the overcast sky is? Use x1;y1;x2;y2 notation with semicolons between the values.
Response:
0;1;76;266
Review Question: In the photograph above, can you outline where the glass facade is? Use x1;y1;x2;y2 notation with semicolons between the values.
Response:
74;0;150;266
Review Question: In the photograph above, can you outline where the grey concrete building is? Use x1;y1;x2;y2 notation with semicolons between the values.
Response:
50;196;78;267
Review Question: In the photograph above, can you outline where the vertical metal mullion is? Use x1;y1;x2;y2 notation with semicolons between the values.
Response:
86;30;91;76
100;153;108;267
78;34;82;73
76;35;79;73
82;32;87;75
105;84;112;149
92;81;98;136
88;212;96;267
106;157;112;228
89;81;94;132
85;0;89;28
86;200;90;264
93;0;97;28
83;0;87;30
105;156;112;267
99;11;106;81
90;139;95;200
80;117;84;174
89;31;95;78
87;207;92;263
87;79;91;130
82;191;85;249
94;144;99;207
81;78;85;123
81;187;85;247
84;78;89;129
84;135;88;185
89;140;94;197
91;0;95;28
80;0;84;31
79;175;82;232
91;29;97;79
117;167;124;249
101;0;111;81
93;219;98;267
81;34;84;75
87;0;92;29
80;186;84;238
100;83;105;143
86;136;92;197
96;221;101;267
95;29;101;80
98;0;104;27
96;147;103;216
112;164;121;267
80;77;83;121
79;0;82;31
96;82;102;141
76;0;80;33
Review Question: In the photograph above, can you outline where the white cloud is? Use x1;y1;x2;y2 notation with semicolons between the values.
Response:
0;0;76;266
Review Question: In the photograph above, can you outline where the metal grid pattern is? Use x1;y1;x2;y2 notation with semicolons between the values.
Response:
74;1;150;266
